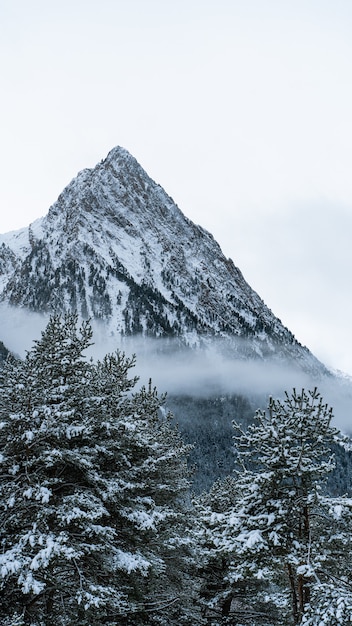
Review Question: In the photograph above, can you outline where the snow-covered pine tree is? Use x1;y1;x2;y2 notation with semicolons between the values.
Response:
88;353;201;626
229;388;341;624
195;388;352;625
193;475;280;625
298;492;352;625
0;314;198;625
193;476;242;622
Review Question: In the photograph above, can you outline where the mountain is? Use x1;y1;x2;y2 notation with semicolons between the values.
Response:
0;146;326;376
1;146;352;492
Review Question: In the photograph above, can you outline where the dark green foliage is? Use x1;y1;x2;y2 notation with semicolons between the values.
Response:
326;442;352;495
165;394;255;493
4;240;54;310
0;340;10;366
123;281;176;336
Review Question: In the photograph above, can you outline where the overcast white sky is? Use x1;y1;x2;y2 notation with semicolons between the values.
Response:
1;0;352;374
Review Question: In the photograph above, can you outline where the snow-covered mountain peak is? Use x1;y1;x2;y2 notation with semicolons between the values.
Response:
104;145;149;177
0;146;328;375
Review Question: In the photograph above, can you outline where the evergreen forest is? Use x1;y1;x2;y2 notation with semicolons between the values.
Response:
1;315;352;625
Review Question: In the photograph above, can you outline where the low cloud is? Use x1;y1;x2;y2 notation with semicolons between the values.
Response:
0;303;48;358
0;305;351;433
89;328;352;433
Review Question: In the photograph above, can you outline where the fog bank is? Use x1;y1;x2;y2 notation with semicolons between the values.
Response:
0;305;351;433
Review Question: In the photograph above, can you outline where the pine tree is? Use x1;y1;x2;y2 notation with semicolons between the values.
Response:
195;388;352;625
0;314;198;625
87;354;201;625
298;493;352;625
229;388;339;623
194;476;243;622
194;475;280;625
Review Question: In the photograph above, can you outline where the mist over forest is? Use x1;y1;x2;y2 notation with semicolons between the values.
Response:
1;303;352;435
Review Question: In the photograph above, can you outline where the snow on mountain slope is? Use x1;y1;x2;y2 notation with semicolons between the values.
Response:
0;146;326;375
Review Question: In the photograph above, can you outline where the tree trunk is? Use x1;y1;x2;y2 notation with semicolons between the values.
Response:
222;595;232;616
287;563;299;624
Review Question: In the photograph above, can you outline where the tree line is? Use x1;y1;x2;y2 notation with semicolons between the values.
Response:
1;315;352;625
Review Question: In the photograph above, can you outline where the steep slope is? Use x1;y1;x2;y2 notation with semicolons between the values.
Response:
0;146;325;374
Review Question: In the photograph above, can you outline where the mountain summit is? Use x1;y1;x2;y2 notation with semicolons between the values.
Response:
0;146;324;373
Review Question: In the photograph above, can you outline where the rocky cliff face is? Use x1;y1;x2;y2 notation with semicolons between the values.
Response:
0;146;325;374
